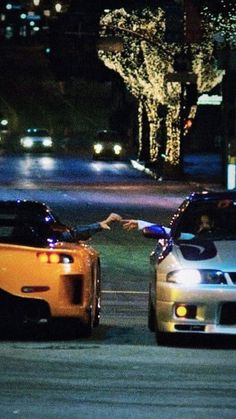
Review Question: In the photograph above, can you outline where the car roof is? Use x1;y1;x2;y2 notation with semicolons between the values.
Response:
187;191;236;202
24;128;50;135
0;199;49;210
0;200;57;223
25;128;49;132
96;129;118;134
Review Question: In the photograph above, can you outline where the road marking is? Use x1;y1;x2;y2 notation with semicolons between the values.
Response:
102;290;148;295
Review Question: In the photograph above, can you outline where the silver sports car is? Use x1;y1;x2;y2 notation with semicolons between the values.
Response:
144;191;236;345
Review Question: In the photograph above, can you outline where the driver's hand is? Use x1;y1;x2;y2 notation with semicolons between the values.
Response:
100;213;122;230
121;219;138;231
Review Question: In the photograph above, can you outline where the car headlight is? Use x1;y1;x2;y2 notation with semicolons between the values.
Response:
21;137;33;148
94;143;103;154
113;144;122;155
42;138;53;147
167;269;226;285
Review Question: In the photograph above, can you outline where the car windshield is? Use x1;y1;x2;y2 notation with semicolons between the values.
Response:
0;205;56;225
0;202;62;246
0;220;45;246
26;129;49;137
174;198;236;241
96;131;119;142
0;220;73;247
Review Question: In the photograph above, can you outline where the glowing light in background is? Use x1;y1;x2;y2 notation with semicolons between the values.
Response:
55;3;62;13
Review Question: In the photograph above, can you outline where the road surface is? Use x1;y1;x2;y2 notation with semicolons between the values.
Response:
0;153;234;419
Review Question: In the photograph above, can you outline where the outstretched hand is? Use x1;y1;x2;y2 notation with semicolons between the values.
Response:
121;219;139;231
99;213;122;230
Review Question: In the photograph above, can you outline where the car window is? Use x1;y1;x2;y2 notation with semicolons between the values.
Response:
0;220;40;246
174;199;236;240
0;225;14;238
97;131;119;142
26;129;50;137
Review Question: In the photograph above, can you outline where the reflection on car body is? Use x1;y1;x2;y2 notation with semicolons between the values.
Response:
20;128;54;151
0;200;101;336
92;129;125;160
145;191;236;344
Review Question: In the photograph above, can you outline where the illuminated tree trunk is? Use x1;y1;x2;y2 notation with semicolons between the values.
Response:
137;100;143;159
98;6;226;176
137;98;150;161
163;105;182;176
145;98;160;162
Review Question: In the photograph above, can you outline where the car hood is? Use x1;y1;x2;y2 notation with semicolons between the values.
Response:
175;239;236;271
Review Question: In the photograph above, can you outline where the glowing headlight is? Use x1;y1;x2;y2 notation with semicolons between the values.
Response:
113;144;122;155
167;269;226;285
94;143;103;154
21;137;33;148
42;138;53;147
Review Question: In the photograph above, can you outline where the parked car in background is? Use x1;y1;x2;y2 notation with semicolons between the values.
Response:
20;128;54;151
0;200;101;337
145;191;236;345
92;129;125;160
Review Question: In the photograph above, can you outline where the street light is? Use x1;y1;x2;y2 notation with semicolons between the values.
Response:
1;119;8;128
55;3;62;13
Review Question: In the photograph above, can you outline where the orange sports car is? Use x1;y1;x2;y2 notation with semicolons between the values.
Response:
0;200;101;336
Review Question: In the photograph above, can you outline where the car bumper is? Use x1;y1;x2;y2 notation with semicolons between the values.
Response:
0;274;91;325
0;244;96;325
21;145;53;151
93;152;122;160
156;283;236;335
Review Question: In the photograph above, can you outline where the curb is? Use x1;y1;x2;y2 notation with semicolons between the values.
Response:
130;159;225;192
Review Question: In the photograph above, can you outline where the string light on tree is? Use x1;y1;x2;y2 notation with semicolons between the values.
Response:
98;5;231;170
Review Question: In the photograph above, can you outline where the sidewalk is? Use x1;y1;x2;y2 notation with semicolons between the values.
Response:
131;153;225;192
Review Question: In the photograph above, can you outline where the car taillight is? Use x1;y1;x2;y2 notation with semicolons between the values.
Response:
37;252;73;264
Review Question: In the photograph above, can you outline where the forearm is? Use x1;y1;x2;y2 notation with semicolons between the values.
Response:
72;223;103;240
137;220;171;235
137;220;154;230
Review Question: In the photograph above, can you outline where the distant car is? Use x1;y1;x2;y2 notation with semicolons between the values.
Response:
20;128;54;151
0;200;101;336
92;130;125;160
145;191;236;345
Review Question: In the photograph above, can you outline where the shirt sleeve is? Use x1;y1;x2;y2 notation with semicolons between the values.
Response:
137;220;171;235
137;220;154;230
71;223;102;240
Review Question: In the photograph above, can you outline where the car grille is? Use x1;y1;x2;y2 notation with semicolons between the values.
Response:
220;303;236;325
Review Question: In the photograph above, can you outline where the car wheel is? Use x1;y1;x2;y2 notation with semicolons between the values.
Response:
148;291;156;332
79;309;93;338
93;261;101;328
93;296;100;328
155;330;170;345
154;314;171;345
155;323;176;346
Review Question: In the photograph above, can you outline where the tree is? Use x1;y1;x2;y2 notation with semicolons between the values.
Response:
98;5;226;176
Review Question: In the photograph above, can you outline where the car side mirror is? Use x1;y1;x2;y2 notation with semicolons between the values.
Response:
142;225;170;239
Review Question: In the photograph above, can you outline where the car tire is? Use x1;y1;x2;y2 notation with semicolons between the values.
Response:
79;310;93;338
155;315;172;345
148;291;156;332
93;296;100;328
155;330;170;345
155;324;176;346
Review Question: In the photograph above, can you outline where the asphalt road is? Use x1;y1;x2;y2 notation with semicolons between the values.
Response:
0;153;235;419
